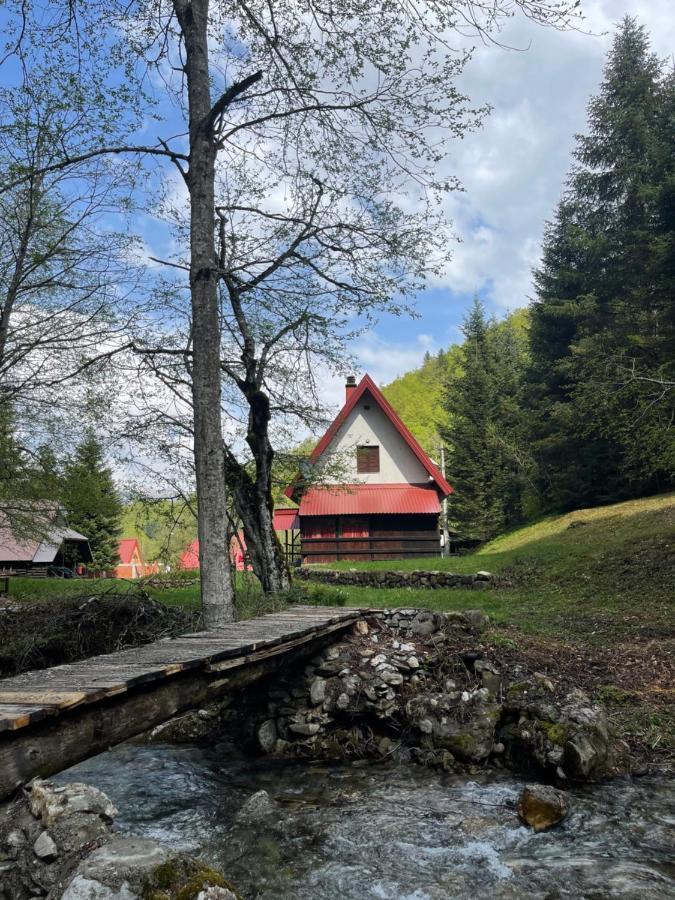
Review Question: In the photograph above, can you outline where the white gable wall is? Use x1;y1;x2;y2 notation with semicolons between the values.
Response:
317;397;430;485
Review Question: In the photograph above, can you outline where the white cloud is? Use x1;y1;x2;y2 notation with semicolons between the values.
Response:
428;0;675;308
353;331;440;386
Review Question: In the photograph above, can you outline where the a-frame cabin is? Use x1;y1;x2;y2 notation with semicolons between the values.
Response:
285;374;452;563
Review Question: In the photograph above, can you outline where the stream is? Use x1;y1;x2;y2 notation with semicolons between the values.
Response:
59;740;675;899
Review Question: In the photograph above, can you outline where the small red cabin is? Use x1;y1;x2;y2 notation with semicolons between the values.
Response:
113;538;158;579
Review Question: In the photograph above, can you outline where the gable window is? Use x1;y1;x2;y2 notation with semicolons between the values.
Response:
357;445;380;473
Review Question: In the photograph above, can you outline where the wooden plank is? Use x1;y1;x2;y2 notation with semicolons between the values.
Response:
176;609;358;639
205;618;355;673
0;608;363;740
0;691;89;709
0;704;59;732
48;664;175;686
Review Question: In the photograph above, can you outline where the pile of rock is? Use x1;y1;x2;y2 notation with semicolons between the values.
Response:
252;608;630;782
0;780;116;898
296;567;495;589
0;779;238;900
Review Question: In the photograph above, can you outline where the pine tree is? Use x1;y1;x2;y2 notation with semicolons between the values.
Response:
62;431;122;570
441;300;528;540
29;445;63;501
528;17;675;509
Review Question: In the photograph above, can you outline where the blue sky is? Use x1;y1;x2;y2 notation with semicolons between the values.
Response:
346;0;675;394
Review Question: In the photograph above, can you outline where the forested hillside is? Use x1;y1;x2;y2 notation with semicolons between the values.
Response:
381;346;461;455
121;501;197;568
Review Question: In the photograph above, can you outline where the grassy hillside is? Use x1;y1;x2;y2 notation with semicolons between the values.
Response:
328;493;674;632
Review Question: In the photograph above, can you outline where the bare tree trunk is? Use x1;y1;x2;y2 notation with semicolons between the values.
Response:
173;0;234;626
223;385;290;594
224;457;291;594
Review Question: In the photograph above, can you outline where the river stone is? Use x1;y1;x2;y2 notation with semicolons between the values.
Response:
257;719;277;753
409;612;438;635
197;888;237;900
560;692;630;779
517;784;570;832
61;837;169;899
6;828;26;852
341;673;361;695
33;830;58;861
289;722;321;736
61;875;136;899
235;790;276;825
30;780;117;826
474;660;501;695
464;610;489;629
310;677;327;705
407;656;420;669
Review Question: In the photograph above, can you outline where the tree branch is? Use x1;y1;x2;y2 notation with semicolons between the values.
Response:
2;144;189;193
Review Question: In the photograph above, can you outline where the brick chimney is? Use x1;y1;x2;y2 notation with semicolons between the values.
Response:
345;375;357;403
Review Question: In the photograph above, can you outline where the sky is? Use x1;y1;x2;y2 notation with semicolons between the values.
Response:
345;0;675;397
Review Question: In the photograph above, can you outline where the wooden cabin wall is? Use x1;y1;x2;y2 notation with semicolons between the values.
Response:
301;514;440;562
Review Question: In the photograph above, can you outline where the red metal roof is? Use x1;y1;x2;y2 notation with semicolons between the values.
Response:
298;484;441;516
273;508;299;530
285;374;452;501
117;538;140;565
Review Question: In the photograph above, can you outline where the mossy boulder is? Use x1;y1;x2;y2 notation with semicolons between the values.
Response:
144;857;241;900
405;689;500;762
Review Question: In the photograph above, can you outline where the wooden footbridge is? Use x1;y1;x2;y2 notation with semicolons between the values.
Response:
0;606;362;801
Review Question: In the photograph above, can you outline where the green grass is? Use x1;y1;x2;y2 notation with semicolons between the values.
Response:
7;576;128;602
4;571;270;619
320;493;674;640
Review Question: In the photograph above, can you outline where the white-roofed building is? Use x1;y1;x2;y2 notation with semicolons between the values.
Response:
0;503;92;575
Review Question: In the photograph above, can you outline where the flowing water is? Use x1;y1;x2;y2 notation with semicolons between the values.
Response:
59;740;675;899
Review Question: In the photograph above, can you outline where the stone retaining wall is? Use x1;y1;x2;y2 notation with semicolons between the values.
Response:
296;566;494;589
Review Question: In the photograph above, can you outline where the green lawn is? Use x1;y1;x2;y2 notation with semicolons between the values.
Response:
4;571;276;619
6;576;129;602
318;493;674;640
